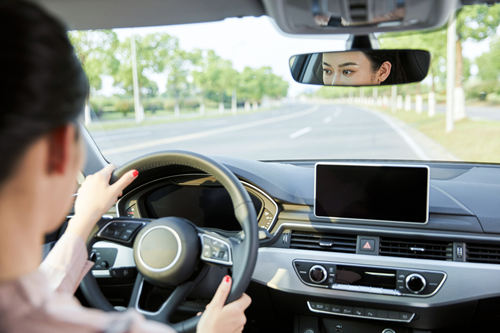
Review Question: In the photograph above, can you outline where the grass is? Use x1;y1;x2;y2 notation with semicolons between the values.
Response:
87;107;272;132
378;107;500;164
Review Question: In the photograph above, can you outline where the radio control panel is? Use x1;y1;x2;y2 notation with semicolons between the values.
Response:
293;260;446;297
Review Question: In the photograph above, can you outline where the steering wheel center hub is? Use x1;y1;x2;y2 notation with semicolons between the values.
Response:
133;217;199;285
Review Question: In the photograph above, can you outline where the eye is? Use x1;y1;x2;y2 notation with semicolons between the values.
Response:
342;69;353;76
323;69;332;75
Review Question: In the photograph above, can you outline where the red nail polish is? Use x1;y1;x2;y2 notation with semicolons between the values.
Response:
225;275;231;283
132;170;139;177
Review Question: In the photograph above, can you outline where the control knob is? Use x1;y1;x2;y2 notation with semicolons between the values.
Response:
405;273;426;293
309;265;327;284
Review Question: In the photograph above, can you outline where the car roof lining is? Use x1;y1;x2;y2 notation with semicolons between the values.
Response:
34;0;266;30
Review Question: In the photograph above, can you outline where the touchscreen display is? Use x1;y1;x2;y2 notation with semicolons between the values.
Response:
315;164;428;223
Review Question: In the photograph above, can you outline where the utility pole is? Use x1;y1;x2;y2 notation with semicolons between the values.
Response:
131;36;144;123
445;14;456;132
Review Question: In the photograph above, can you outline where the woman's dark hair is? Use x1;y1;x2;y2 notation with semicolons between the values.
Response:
362;50;408;85
0;1;88;185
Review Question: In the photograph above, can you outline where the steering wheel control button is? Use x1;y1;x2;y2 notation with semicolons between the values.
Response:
405;273;427;294
307;301;415;323
90;248;117;271
309;265;328;284
200;234;232;265
98;220;144;243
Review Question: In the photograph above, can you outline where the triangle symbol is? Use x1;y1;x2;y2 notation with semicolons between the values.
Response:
362;241;372;250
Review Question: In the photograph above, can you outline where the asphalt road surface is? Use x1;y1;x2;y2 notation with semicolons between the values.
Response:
90;103;440;165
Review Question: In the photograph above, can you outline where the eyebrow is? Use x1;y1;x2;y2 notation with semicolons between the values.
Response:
322;61;358;68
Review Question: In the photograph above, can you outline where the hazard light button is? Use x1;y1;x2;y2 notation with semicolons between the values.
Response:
357;236;379;254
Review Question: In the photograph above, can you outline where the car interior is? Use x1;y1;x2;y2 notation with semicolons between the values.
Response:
36;0;500;332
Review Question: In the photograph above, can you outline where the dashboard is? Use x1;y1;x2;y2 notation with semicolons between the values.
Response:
95;157;500;332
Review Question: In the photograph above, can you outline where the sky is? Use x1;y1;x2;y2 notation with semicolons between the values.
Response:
99;15;493;97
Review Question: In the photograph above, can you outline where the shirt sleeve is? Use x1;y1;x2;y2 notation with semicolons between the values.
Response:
39;231;94;294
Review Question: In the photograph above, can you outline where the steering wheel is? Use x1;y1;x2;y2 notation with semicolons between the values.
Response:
79;151;259;332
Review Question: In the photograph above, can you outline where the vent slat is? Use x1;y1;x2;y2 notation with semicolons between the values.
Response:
290;231;356;254
466;243;500;264
380;237;453;261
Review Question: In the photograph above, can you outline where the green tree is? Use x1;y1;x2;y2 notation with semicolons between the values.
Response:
114;33;178;96
476;36;500;81
455;4;500;86
192;50;238;107
69;30;119;91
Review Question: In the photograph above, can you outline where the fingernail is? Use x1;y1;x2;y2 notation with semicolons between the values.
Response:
132;170;139;177
224;275;231;283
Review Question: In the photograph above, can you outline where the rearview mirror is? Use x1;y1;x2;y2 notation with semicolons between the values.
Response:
289;49;430;86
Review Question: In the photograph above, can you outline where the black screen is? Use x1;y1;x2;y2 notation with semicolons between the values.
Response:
315;164;428;223
335;265;396;289
144;185;262;230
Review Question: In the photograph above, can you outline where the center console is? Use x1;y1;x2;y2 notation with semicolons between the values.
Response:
293;260;446;297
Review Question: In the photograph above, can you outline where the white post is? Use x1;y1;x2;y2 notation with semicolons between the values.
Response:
231;89;237;114
397;95;403;110
404;95;411;111
174;103;180;118
391;86;397;112
416;95;423;114
131;36;144;123
445;14;456;132
84;103;91;126
428;91;436;117
244;101;251;111
218;102;224;114
199;101;205;115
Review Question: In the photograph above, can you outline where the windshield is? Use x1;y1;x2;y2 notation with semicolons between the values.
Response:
76;5;500;165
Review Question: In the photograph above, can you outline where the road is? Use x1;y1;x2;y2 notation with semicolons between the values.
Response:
90;103;438;165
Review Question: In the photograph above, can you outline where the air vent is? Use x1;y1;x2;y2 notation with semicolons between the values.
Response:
290;231;357;253
466;243;500;264
380;237;453;261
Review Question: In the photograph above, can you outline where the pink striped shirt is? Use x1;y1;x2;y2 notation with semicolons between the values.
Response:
0;233;176;333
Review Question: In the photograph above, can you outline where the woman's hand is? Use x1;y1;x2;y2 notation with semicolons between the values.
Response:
66;164;138;240
197;275;252;333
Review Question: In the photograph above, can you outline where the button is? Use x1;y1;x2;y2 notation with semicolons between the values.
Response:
323;304;331;312
315;303;325;311
366;309;376;317
360;239;375;251
342;306;353;315
353;308;365;316
377;310;388;319
382;329;396;333
400;312;412;321
388;311;399;320
330;305;342;313
327;266;336;274
120;234;130;241
327;276;335;284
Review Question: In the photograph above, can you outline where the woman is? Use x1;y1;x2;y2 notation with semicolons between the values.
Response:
321;50;394;86
0;1;250;332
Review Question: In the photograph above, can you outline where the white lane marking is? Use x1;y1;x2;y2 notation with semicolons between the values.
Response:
363;108;430;160
323;116;332;124
289;126;312;139
102;105;319;155
334;109;342;118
